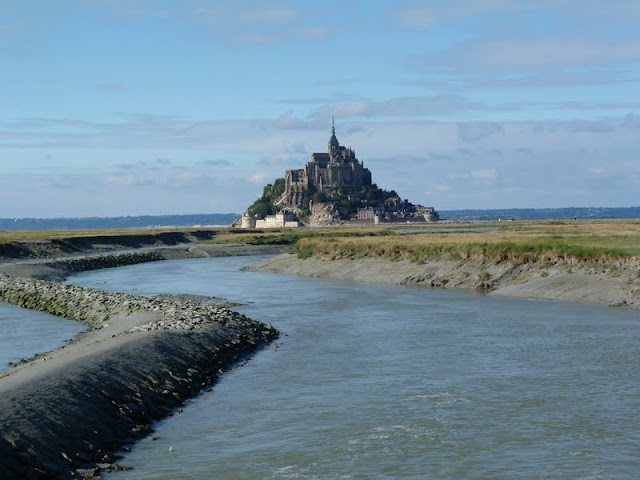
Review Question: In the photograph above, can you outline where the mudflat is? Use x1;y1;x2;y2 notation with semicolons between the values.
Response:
248;254;640;310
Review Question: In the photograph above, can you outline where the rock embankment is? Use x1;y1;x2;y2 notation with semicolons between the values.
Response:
0;230;218;260
0;272;278;479
0;244;289;281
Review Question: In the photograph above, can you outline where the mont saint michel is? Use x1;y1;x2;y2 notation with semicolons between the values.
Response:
244;119;438;227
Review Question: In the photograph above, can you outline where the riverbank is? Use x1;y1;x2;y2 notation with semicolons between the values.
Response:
248;254;640;310
0;243;287;282
0;244;281;479
1;223;638;477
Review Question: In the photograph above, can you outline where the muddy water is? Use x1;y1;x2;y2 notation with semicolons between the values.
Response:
66;256;640;480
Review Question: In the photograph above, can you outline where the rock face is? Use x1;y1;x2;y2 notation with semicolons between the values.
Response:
0;249;279;479
308;202;341;227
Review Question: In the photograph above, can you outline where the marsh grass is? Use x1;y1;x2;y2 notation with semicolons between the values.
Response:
289;220;640;264
4;220;638;267
209;227;394;246
0;227;222;245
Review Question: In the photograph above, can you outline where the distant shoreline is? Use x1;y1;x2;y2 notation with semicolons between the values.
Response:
1;206;639;231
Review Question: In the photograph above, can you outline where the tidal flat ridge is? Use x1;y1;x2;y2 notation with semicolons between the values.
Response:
0;244;281;479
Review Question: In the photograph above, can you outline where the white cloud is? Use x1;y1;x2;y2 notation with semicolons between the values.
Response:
334;101;373;118
471;168;497;184
190;2;328;46
238;5;298;24
258;153;299;166
390;7;437;29
250;172;270;184
458;122;504;142
200;159;232;167
457;39;640;71
105;174;148;187
3;111;639;214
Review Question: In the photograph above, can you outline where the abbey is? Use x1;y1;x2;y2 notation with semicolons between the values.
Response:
285;119;372;206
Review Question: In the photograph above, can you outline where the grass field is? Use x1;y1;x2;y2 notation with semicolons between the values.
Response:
0;227;223;244
283;221;640;264
3;220;639;265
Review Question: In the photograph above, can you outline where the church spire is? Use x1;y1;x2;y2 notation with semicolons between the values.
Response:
329;113;340;150
328;114;340;155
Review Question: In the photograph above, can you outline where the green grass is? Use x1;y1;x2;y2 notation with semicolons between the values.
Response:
208;227;395;246
0;227;224;245
4;220;639;267
287;220;640;264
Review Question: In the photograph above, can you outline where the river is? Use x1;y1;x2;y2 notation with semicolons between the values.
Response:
0;302;85;372
62;255;640;479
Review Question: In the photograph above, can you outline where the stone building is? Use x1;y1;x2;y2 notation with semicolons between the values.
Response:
241;212;257;229
255;210;300;228
356;207;377;221
422;207;440;222
285;118;372;206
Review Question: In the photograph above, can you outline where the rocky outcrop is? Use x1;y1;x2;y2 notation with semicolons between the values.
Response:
308;202;341;227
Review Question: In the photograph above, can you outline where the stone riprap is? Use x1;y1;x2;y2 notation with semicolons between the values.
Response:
46;251;164;276
0;243;289;282
0;273;269;332
0;249;279;480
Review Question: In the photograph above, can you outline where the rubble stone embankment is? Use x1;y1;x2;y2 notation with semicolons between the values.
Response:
0;249;278;479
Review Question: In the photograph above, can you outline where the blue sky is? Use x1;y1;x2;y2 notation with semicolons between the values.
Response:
1;0;639;217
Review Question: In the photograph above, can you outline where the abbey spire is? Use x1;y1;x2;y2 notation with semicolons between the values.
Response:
328;114;340;157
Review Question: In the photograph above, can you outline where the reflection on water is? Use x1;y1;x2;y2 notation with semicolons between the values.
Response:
67;256;640;479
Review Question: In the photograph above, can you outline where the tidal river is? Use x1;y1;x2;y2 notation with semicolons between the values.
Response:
64;255;639;479
0;302;85;372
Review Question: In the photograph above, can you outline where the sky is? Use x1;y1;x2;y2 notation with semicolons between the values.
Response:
1;0;639;218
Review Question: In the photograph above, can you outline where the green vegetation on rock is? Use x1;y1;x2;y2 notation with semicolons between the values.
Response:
317;184;409;219
247;178;286;217
244;177;411;221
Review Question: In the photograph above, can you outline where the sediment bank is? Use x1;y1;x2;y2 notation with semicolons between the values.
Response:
0;243;287;281
248;254;640;310
0;230;219;260
0;244;281;479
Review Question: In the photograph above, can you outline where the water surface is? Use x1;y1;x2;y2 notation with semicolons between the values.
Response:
67;256;640;479
0;302;85;372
